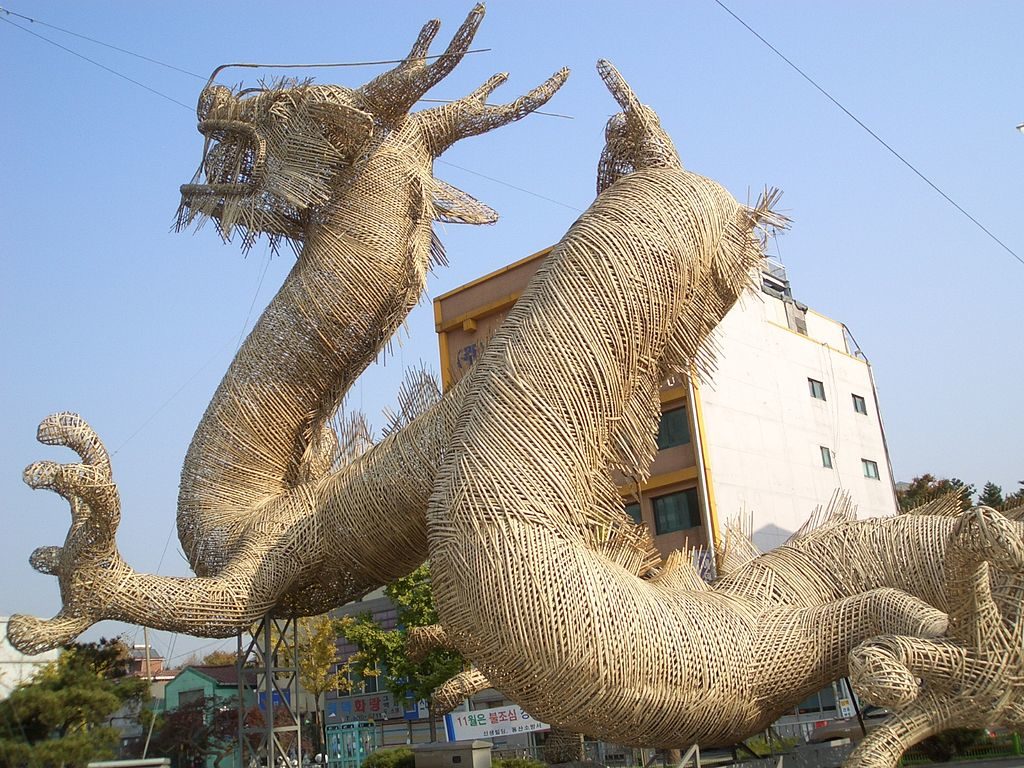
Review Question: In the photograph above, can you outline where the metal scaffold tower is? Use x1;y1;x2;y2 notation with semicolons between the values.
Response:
238;615;303;768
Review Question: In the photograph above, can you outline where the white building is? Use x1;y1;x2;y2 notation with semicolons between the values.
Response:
417;250;901;743
697;259;898;551
434;250;898;562
0;616;60;698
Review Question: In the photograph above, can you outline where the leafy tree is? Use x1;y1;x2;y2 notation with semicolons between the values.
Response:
297;615;350;755
896;474;975;513
0;638;149;767
1003;481;1024;510
177;649;240;668
363;746;415;768
339;564;464;741
978;482;1004;509
147;696;240;768
200;650;240;667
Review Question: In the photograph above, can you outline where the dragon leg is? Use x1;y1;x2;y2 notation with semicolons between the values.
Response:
843;692;968;768
849;634;966;709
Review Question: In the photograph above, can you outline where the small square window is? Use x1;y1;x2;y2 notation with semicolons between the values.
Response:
808;378;826;400
852;394;867;415
652;488;700;535
862;459;880;480
624;502;642;525
656;407;691;449
820;446;833;469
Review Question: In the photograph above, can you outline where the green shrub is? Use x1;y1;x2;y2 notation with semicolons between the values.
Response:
493;758;547;768
364;746;416;768
915;729;987;763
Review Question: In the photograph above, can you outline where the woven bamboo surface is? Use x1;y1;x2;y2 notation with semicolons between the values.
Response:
8;5;567;653
7;12;1023;768
423;62;1024;761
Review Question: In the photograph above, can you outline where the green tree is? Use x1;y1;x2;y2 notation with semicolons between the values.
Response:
297;615;350;755
978;482;1004;509
339;564;464;740
147;696;240;768
0;638;150;768
1003;481;1024;510
200;650;240;666
896;474;975;513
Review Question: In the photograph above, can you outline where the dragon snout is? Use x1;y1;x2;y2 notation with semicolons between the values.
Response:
181;119;267;198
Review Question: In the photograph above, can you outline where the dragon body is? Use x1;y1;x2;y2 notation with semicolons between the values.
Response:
9;14;1022;768
10;5;568;651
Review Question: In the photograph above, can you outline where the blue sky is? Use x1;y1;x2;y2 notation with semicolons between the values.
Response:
1;1;1022;661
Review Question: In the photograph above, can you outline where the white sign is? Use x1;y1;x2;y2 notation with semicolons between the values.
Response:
444;704;549;741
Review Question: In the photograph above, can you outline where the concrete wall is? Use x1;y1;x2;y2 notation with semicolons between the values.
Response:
0;617;60;699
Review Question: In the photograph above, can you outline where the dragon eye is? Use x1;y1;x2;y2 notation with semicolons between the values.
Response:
197;85;233;122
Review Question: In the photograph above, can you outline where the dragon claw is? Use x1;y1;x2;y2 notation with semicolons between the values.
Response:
12;413;123;654
955;506;1024;571
7;613;93;655
849;644;921;710
23;460;57;491
30;546;63;575
36;412;111;468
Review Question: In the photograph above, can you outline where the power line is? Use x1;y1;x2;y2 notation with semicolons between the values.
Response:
0;10;490;113
712;0;1023;268
0;5;491;85
438;159;585;212
0;14;194;110
207;50;491;80
0;5;206;79
1;8;578;213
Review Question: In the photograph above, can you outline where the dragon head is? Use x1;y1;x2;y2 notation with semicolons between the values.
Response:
177;79;374;247
176;5;568;250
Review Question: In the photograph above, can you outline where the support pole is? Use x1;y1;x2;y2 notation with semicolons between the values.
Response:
239;615;303;768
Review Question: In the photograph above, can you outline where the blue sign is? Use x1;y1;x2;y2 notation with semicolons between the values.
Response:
257;689;291;710
404;700;429;721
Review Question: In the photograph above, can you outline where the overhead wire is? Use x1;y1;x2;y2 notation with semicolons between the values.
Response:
0;5;206;79
3;4;582;661
712;0;1023;268
0;14;194;110
0;6;580;211
438;159;584;212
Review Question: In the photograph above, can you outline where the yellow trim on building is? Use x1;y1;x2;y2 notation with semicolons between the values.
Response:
620;466;699;496
433;246;552;302
690;376;720;547
434;299;452;390
436;294;521;333
764;319;866;364
659;385;687;405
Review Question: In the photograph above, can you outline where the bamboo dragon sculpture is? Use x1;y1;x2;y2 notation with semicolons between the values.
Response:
9;9;1022;768
10;5;569;651
418;62;1024;763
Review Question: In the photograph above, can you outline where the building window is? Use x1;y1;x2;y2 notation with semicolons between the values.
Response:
178;688;205;706
349;665;380;694
798;685;838;714
862;459;880;480
808;378;826;400
624;502;642;525
656;407;691;449
852;394;867;414
820;446;833;469
652;488;700;535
